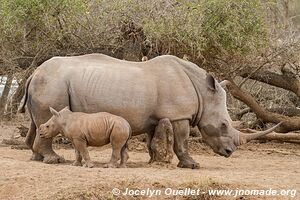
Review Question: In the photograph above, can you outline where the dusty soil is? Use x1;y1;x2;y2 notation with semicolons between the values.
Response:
0;121;299;200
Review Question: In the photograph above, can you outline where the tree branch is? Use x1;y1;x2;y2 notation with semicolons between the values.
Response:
240;69;300;97
225;79;300;133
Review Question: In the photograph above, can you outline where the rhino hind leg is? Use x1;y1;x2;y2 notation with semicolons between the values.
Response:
26;120;62;163
25;121;43;161
26;74;69;164
31;103;66;164
25;125;44;161
106;125;130;168
172;120;200;169
146;132;155;163
104;147;121;168
119;141;129;168
25;121;36;149
24;109;43;161
33;131;65;164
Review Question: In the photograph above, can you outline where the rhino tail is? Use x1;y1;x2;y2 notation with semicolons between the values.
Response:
18;74;33;113
122;125;132;151
124;124;132;149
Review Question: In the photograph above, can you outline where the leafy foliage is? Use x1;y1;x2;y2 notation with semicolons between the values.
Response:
0;0;87;56
0;0;281;71
0;0;299;121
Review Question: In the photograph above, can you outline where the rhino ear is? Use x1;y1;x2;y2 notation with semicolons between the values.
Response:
206;74;216;92
49;107;60;117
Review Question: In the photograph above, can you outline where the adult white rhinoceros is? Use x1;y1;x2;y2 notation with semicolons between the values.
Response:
20;54;280;168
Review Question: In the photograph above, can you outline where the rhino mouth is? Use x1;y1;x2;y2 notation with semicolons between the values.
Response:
40;133;51;139
218;151;231;158
217;147;235;158
220;152;231;158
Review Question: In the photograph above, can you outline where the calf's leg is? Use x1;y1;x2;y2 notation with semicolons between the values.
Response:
119;142;129;168
72;148;82;166
172;120;200;169
105;127;128;168
119;147;129;168
104;147;121;168
73;139;94;168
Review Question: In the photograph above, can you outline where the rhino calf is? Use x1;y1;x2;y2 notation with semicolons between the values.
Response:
39;107;131;168
150;118;174;163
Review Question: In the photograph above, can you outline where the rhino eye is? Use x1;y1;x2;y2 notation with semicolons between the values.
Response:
221;122;227;129
46;125;49;128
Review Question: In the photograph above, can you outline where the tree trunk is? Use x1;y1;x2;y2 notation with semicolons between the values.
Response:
9;81;25;114
282;0;290;29
0;74;13;115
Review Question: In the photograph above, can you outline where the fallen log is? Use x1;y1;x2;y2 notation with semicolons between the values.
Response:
2;139;25;145
11;145;30;150
17;124;29;137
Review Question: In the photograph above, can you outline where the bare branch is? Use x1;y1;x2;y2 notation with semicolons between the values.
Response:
224;79;300;133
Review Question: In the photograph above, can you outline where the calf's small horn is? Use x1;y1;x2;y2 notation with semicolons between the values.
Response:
238;122;282;145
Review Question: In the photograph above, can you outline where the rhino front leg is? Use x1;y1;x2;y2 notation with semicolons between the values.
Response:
172;120;200;169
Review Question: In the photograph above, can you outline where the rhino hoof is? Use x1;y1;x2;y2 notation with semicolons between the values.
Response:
103;163;117;168
72;161;82;166
148;158;154;164
30;153;43;161
43;154;65;164
177;161;200;169
192;163;200;169
84;162;95;168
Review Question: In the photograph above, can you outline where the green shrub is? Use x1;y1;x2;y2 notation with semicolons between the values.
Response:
0;0;268;66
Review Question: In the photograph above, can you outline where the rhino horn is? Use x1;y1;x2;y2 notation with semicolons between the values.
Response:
238;122;282;145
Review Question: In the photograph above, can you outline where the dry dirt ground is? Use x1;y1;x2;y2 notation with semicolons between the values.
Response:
0;121;299;200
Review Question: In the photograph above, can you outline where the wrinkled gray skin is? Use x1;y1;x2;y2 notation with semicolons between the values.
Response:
20;53;279;168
